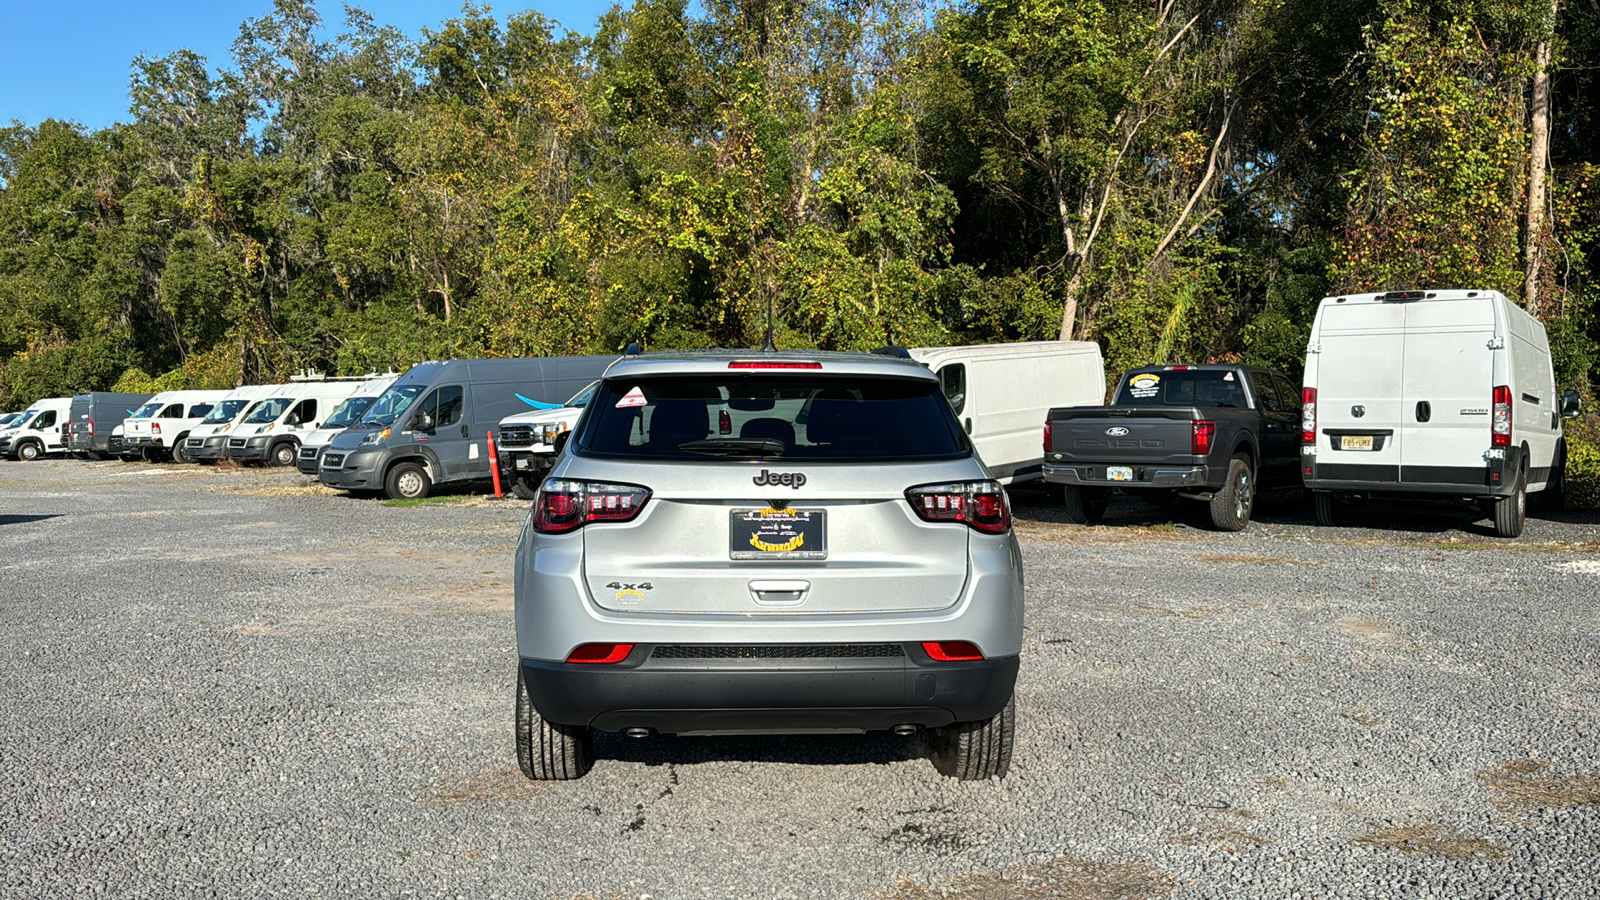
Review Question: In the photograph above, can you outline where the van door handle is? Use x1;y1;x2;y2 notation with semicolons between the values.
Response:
460;424;469;438
964;417;973;434
1415;401;1431;423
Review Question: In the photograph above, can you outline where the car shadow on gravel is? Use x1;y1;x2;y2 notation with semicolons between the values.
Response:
0;514;62;526
594;730;927;771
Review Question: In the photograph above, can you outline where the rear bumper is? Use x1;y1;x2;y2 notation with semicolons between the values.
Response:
1303;447;1528;499
521;649;1019;734
1043;461;1220;489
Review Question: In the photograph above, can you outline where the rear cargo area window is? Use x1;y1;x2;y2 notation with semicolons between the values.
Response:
1116;371;1248;408
575;376;968;461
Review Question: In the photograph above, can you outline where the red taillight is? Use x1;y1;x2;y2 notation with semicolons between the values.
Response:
532;479;651;534
1301;387;1317;444
1191;420;1216;456
922;641;984;662
727;361;823;369
151;421;162;434
1043;419;1053;453
565;643;635;664
719;409;732;435
86;419;94;435
1165;365;1195;370
907;481;1011;534
1492;385;1512;447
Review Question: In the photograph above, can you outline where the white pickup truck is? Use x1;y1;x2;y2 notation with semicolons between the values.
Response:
494;381;597;499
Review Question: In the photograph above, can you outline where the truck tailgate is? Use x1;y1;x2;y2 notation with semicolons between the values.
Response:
1048;407;1200;466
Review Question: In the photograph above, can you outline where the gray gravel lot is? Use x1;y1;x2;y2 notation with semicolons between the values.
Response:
2;459;1598;899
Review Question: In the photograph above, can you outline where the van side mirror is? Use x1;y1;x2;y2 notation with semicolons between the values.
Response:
413;411;435;432
1561;389;1583;420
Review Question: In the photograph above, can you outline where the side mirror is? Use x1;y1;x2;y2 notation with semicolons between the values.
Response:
553;431;571;455
1560;389;1583;420
413;411;435;432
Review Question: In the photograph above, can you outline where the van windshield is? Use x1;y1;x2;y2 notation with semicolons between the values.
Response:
14;410;41;429
244;398;292;424
131;401;163;418
360;384;425;426
1114;370;1248;408
200;400;250;424
324;396;375;428
574;375;968;462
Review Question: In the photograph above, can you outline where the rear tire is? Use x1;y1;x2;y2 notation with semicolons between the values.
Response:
1062;485;1110;525
516;666;593;781
1312;490;1343;527
1209;456;1254;532
1493;468;1526;538
929;693;1015;781
384;461;432;500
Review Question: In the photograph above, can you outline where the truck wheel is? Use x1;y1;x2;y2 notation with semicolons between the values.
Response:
1312;490;1344;527
929;692;1015;781
16;440;42;461
1209;456;1254;532
385;461;432;500
511;475;540;501
1493;467;1526;538
516;666;593;781
170;440;190;464
270;442;297;467
1062;485;1109;525
1540;443;1566;512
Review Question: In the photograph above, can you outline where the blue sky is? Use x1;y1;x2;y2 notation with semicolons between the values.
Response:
0;1;618;132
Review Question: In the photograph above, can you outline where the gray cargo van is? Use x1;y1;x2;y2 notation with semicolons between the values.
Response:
67;392;152;458
318;356;614;499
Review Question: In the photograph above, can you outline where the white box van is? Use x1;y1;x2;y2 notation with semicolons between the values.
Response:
122;390;231;461
225;379;367;466
182;385;281;463
295;373;401;475
1302;289;1583;537
908;341;1106;484
1;397;73;460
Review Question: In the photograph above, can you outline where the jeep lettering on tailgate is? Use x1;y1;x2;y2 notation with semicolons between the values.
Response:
752;469;806;487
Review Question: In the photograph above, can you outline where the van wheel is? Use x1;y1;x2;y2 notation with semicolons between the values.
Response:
1541;443;1566;512
1062;486;1109;525
516;666;593;781
511;476;540;501
170;441;190;464
1209;456;1254;532
15;440;42;461
270;442;297;467
1492;468;1526;539
929;693;1015;780
385;461;432;500
1312;490;1344;527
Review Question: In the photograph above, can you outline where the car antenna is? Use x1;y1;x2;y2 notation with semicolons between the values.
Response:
761;295;776;353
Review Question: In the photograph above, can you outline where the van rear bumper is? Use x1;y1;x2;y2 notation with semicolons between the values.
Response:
520;650;1019;734
1304;447;1530;498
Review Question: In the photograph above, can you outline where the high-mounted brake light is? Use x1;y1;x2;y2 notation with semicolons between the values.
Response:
532;479;651;534
1043;419;1053;453
1191;420;1216;456
727;361;823;370
1492;385;1512;447
1301;388;1317;444
565;643;634;664
906;481;1011;534
1165;365;1195;370
922;641;985;662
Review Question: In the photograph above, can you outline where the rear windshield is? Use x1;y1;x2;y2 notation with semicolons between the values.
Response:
1115;370;1249;408
573;375;968;462
324;397;374;428
201;400;249;424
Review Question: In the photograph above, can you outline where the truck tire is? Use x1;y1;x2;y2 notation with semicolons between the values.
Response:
385;461;432;500
1312;490;1344;527
1062;485;1109;525
15;440;42;461
269;441;297;467
1209;456;1254;532
511;475;540;501
1493;467;1526;538
929;692;1015;781
516;666;593;781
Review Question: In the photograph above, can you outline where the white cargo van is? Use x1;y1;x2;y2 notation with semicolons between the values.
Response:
122;390;230;461
225;379;366;466
1301;289;1582;537
1;397;72;460
295;373;400;475
182;385;280;463
908;341;1106;484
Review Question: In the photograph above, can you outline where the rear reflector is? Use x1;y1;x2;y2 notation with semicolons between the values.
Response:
565;643;635;664
922;641;984;662
727;361;823;369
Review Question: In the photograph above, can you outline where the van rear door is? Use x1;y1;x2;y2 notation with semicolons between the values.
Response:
1313;302;1406;482
1398;297;1496;484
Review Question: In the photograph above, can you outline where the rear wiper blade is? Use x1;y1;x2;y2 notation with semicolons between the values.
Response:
678;438;786;459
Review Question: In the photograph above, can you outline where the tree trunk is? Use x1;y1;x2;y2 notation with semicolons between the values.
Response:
1523;0;1557;317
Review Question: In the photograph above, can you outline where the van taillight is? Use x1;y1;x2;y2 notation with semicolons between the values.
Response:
1301;388;1317;444
532;479;651;534
1043;419;1053;453
1191;420;1216;456
907;481;1011;534
1492;385;1512;447
86;419;94;435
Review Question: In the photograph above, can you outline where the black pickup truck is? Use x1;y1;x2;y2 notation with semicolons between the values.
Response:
1042;364;1304;530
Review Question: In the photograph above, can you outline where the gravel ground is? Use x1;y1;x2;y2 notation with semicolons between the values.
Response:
2;459;1597;899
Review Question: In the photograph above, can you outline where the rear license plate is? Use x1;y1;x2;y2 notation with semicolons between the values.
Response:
1340;435;1374;451
730;508;827;560
1106;466;1134;482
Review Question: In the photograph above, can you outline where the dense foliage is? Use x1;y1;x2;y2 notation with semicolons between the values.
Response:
2;0;1597;407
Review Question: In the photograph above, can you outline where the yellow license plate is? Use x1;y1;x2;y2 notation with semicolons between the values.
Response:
1340;435;1374;451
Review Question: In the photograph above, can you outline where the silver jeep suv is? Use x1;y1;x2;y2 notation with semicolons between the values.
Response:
513;349;1023;780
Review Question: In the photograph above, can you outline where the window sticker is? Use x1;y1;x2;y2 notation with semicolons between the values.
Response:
616;386;647;408
1128;374;1160;399
1223;372;1235;381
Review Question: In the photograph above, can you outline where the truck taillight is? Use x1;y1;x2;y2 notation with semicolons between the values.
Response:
1191;420;1216;456
532;479;651;534
151;421;162;434
1043;419;1053;453
1492;385;1512;447
1301;388;1316;444
907;481;1011;535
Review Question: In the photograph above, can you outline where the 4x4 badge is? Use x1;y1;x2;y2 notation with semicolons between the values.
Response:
753;469;806;487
